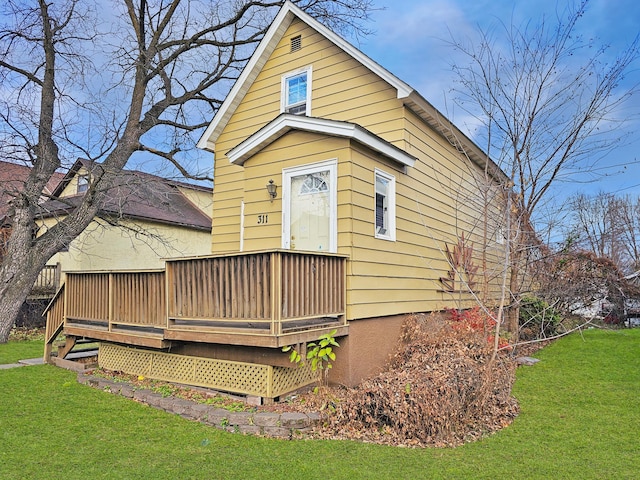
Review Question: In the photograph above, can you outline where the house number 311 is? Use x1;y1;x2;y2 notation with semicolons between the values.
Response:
257;214;269;224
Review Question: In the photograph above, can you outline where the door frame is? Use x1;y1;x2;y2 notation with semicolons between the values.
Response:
282;159;337;253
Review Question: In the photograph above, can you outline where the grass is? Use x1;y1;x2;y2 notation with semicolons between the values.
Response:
1;328;639;479
0;339;44;364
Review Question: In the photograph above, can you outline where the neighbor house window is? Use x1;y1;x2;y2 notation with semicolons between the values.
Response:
281;66;312;116
375;168;396;241
77;174;89;194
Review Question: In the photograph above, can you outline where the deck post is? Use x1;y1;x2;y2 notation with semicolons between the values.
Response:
54;262;61;290
270;251;283;336
43;341;53;363
165;263;171;329
266;365;274;400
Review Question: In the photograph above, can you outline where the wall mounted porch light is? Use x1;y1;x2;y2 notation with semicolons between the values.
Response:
266;179;277;201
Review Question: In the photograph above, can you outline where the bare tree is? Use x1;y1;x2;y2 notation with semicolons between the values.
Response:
567;191;640;274
0;0;374;343
616;195;640;273
537;248;638;324
447;0;640;336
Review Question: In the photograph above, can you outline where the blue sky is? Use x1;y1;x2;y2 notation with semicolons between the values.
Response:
358;0;640;199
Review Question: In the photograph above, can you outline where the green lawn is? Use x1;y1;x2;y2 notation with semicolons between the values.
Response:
1;329;638;479
0;339;44;364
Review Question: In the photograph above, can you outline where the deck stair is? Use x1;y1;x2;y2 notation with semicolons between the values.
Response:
51;337;98;372
57;336;97;359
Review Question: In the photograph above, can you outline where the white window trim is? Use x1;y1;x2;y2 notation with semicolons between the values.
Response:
280;65;312;116
282;159;337;253
374;168;396;241
77;174;89;194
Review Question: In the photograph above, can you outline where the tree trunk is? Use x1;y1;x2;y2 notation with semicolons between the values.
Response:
505;249;521;341
0;254;46;343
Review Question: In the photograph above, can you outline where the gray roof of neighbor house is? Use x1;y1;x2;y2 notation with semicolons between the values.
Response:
41;159;212;231
0;160;64;222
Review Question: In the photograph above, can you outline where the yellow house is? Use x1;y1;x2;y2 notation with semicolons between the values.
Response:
196;2;508;384
44;2;508;399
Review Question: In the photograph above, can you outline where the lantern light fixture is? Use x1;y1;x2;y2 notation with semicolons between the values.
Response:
266;179;277;200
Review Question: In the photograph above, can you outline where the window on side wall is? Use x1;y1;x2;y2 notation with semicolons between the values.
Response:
281;66;312;116
375;168;396;241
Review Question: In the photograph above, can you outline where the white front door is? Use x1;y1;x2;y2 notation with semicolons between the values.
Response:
282;160;337;252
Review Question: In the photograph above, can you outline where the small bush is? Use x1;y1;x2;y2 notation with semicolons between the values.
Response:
448;307;510;351
519;296;561;340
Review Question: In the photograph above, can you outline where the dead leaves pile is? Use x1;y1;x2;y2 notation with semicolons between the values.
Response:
280;314;519;447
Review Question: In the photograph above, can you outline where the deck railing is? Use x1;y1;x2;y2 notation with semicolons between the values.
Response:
65;270;166;330
47;250;346;344
167;253;272;323
280;252;345;320
31;263;61;297
44;284;65;345
166;250;347;335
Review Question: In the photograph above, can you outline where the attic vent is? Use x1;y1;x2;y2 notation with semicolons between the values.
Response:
290;35;302;52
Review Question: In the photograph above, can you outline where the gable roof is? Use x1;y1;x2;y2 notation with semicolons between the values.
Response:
41;159;212;231
227;114;417;168
197;1;506;182
0;160;64;221
50;159;212;198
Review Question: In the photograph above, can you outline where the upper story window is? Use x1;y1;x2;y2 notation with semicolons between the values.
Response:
281;66;312;116
375;168;396;241
77;174;89;194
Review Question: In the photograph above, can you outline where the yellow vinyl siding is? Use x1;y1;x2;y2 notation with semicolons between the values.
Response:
230;132;351;253
209;16;507;317
215;18;405;156
344;134;506;318
211;20;409;255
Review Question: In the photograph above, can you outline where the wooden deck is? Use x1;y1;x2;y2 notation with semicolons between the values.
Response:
30;263;61;299
44;250;348;355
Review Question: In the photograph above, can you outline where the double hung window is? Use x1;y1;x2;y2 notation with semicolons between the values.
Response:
281;67;312;116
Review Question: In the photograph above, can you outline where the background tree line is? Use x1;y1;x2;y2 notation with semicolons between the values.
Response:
566;191;640;275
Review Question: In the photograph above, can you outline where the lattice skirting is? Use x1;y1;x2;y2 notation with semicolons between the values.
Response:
98;343;318;399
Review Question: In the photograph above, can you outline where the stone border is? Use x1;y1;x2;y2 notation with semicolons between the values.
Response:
77;373;321;439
